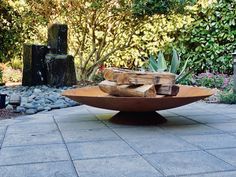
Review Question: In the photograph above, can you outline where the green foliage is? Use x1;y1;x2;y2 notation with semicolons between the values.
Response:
170;48;180;73
132;0;196;16
0;69;3;84
0;1;23;63
219;90;236;104
194;72;232;90
176;0;236;74
148;49;189;83
2;67;22;83
3;0;235;81
108;13;194;69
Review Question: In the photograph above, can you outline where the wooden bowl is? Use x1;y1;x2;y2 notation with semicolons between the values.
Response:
62;85;214;112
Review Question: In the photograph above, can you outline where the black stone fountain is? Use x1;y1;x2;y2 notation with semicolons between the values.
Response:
22;24;77;87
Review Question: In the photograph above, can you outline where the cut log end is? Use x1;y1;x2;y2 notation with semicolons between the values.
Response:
99;80;156;97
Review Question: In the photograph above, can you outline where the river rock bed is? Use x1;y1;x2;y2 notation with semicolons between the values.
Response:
0;85;79;115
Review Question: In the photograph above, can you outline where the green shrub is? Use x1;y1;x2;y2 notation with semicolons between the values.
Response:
0;1;23;63
194;72;232;90
219;90;236;104
2;67;22;83
0;69;3;84
176;0;236;74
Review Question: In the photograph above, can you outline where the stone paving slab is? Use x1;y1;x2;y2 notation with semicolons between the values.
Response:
169;109;217;116
125;134;199;154
113;127;165;140
2;128;63;147
0;161;78;177
158;116;198;126
54;113;98;123
0;144;69;166
0;127;6;148
207;148;236;167
161;124;223;135
187;114;236;124
144;150;235;176
6;122;58;134
185;170;236;177
14;114;55;125
67;140;137;160
1;102;236;177
57;121;106;132
181;134;236;150
61;128;120;143
74;156;163;177
207;122;236;133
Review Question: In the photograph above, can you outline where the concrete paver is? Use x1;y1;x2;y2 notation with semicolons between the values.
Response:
0;126;6;148
207;148;236;167
207;122;236;133
61;128;120;143
57;121;107;132
54;113;98;122
0;161;78;177
144;150;235;176
2;128;63;147
0;144;69;166
161;124;223;135
181;133;236;150
125;134;199;154
74;156;163;177
67;140;137;160
185;114;236;124
1;102;236;177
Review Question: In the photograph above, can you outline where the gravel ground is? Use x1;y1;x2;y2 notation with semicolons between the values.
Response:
0;81;97;120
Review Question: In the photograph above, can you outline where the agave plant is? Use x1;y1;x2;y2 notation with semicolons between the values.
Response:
149;48;190;83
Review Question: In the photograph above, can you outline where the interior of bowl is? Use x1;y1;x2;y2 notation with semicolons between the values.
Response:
62;85;214;98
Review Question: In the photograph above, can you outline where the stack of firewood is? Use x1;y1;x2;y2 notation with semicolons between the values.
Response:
98;68;179;97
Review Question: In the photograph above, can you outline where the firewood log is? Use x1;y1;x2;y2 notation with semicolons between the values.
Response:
103;68;176;85
155;85;180;96
98;80;157;97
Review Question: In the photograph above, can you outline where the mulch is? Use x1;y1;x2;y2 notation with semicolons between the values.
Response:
0;109;23;120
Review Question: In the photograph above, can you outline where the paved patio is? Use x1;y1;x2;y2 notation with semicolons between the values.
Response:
1;102;236;176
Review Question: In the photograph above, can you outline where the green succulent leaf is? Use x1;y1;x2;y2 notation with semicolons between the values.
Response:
176;71;192;84
149;54;158;72
157;51;167;72
170;48;180;73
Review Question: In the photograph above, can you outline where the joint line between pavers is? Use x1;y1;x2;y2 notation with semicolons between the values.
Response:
0;126;9;149
72;154;138;161
91;113;166;176
1;142;65;149
176;169;236;177
52;116;80;177
0;159;69;168
203;149;236;170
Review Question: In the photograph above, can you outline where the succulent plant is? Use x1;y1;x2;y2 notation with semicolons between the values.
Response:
149;48;190;83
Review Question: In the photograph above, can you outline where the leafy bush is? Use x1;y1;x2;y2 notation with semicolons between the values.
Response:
132;0;196;16
0;69;3;84
2;67;22;83
218;90;236;104
0;1;23;63
176;0;236;74
194;72;232;90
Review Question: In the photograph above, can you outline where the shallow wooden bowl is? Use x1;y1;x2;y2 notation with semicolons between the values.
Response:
62;85;214;112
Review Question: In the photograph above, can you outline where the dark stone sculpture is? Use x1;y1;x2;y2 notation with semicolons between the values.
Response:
45;54;76;87
48;24;67;54
22;44;48;86
22;24;77;87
